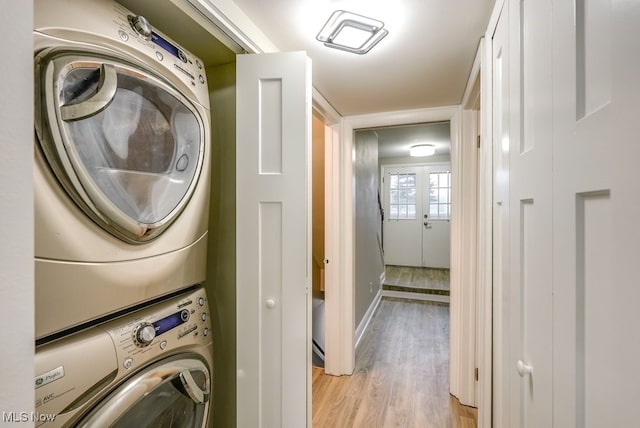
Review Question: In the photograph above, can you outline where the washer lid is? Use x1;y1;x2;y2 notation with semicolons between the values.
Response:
35;49;206;243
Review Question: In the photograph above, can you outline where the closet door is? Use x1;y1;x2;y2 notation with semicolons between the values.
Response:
507;0;554;426
552;1;640;427
236;51;312;428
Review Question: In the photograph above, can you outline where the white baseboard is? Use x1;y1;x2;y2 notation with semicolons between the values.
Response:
354;288;382;350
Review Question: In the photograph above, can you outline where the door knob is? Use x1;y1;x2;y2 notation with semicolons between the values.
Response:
516;360;533;377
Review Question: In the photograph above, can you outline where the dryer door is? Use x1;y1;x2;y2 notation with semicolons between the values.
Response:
35;50;206;243
76;357;211;428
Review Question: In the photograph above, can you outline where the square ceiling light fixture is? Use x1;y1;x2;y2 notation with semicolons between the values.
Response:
316;10;388;54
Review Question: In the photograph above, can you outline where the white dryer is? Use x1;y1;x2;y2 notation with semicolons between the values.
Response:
35;286;213;427
34;0;212;340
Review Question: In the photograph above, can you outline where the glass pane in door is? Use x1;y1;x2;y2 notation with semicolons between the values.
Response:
388;172;417;219
427;171;451;220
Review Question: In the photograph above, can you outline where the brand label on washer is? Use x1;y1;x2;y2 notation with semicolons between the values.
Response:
35;366;64;389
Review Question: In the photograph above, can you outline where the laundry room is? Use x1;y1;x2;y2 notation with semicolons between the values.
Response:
8;0;244;426
9;0;347;424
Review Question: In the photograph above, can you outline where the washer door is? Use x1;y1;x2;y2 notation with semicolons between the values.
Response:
76;357;210;428
35;49;205;243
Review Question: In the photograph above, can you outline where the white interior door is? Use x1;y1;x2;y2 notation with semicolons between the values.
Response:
236;51;311;428
552;1;640;427
422;166;451;268
508;0;554;426
383;165;422;266
494;0;640;426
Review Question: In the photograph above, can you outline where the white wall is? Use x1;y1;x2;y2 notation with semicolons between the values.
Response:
0;0;35;418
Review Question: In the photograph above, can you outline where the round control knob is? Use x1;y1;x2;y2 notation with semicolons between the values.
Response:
128;15;152;40
133;322;156;346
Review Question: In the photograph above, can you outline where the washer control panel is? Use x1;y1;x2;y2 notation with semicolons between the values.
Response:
131;308;191;347
128;14;153;40
112;4;208;92
106;287;212;373
34;0;210;108
34;286;212;425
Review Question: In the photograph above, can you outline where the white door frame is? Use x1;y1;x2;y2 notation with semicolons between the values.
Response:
339;106;463;377
455;39;482;409
311;89;343;376
341;107;486;410
482;1;506;427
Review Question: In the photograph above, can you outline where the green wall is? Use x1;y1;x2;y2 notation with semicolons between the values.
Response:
205;60;236;428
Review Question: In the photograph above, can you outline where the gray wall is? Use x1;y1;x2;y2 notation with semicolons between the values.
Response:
354;130;385;326
204;61;236;428
379;154;451;166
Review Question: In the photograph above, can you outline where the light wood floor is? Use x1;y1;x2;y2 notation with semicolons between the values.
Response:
312;298;476;427
384;265;450;293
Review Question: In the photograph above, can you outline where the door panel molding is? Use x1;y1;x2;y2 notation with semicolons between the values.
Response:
236;52;311;428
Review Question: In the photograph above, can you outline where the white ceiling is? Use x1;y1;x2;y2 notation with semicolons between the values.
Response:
373;122;451;159
232;0;495;117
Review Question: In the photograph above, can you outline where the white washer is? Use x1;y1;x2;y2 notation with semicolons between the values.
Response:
34;0;212;340
35;286;214;427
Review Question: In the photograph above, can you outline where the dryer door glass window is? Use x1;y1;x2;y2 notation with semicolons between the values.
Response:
36;54;205;242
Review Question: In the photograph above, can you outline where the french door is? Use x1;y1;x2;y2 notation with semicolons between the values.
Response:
382;164;451;268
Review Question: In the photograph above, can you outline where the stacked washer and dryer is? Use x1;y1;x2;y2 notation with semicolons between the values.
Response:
33;0;215;426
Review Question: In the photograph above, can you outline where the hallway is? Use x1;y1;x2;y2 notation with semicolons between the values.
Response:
312;297;476;427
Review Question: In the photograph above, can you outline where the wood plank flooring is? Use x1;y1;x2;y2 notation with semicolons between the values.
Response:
384;265;450;294
312;298;477;427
